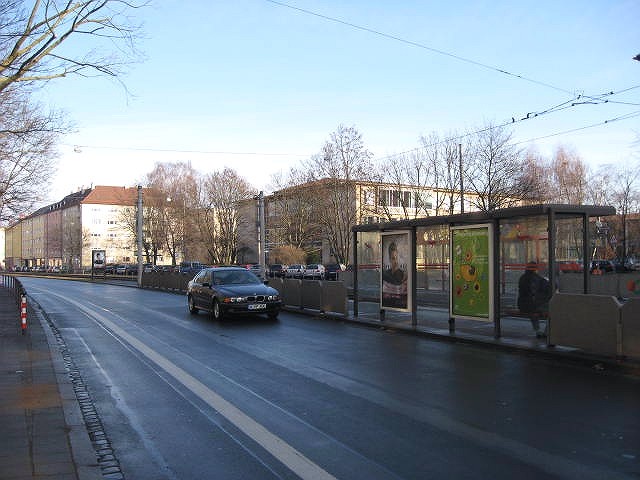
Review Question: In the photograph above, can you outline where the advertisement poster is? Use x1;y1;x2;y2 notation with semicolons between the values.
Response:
92;249;106;274
381;232;411;311
450;225;493;320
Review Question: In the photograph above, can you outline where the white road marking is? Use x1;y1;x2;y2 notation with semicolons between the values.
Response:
29;283;636;480
39;289;338;480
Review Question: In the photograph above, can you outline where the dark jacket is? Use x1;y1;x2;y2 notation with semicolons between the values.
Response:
518;270;552;314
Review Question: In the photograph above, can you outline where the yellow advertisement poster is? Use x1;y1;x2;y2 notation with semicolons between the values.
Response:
450;225;493;320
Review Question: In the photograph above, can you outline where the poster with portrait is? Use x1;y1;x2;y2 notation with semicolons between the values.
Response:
381;231;411;312
450;224;494;321
92;249;106;274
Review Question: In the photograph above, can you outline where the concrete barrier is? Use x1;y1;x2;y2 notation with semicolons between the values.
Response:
556;272;640;298
280;278;303;309
549;293;622;357
302;280;322;310
142;271;191;292
589;275;621;297
321;281;348;315
621;298;640;360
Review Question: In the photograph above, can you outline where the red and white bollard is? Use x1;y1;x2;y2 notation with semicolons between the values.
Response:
20;295;27;335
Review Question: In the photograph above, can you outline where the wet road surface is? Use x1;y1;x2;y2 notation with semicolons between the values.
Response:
21;277;640;480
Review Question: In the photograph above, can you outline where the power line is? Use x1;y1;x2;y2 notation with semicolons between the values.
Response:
373;93;640;162
373;109;640;163
513;110;640;146
65;144;310;156
266;0;573;95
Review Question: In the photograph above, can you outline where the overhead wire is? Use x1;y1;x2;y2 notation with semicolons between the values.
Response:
65;144;310;156
266;0;573;95
373;97;640;162
266;0;639;162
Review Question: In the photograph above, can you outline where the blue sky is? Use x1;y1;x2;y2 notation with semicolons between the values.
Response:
36;0;640;203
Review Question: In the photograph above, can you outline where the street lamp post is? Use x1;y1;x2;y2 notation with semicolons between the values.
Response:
136;185;143;288
256;191;266;273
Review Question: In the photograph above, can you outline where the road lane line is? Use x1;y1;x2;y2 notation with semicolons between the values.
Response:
39;289;338;480
29;283;636;480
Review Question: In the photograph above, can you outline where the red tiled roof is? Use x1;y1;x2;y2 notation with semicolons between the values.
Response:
80;186;142;206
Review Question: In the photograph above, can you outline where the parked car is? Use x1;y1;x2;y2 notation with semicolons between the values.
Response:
115;264;127;275
590;260;614;273
125;264;138;275
268;264;287;278
303;264;325;279
243;263;265;279
187;266;281;321
611;257;640;272
104;264;116;274
324;263;346;280
624;257;640;271
285;264;305;278
557;261;583;273
180;261;204;275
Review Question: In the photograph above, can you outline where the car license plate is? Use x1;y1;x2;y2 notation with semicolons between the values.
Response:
248;303;266;310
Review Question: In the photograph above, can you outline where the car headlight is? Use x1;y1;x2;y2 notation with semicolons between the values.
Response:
223;297;246;303
267;295;280;301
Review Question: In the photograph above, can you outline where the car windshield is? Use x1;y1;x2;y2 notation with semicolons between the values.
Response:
213;270;261;285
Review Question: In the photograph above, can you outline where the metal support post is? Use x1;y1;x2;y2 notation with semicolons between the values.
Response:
137;185;144;288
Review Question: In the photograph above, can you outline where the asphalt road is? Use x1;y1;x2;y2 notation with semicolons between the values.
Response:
20;277;640;480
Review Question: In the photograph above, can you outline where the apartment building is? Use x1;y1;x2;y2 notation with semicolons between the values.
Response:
4;186;157;271
237;179;482;266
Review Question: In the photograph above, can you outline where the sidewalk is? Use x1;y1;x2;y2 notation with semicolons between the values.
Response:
0;287;100;480
337;299;640;375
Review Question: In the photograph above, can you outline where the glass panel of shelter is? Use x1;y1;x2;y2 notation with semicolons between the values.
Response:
555;215;585;294
356;231;382;303
498;215;549;316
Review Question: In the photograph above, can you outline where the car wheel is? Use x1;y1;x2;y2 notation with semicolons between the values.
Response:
188;295;199;315
212;299;224;321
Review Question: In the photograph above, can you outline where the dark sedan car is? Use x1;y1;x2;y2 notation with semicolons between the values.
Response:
187;267;281;320
590;260;614;273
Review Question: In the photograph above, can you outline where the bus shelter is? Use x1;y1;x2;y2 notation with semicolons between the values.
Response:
351;204;615;338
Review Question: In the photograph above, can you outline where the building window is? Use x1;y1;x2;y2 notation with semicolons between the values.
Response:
363;190;375;205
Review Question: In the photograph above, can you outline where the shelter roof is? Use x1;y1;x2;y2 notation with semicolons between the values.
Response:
353;204;617;232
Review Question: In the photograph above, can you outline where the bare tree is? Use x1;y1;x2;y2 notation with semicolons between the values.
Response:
0;0;145;94
119;189;165;264
420;132;465;215
268;167;318;254
145;162;199;265
519;148;552;204
0;87;63;221
196;168;255;265
597;162;640;257
303;124;374;265
375;148;437;221
465;122;527;211
0;0;145;224
550;146;589;204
